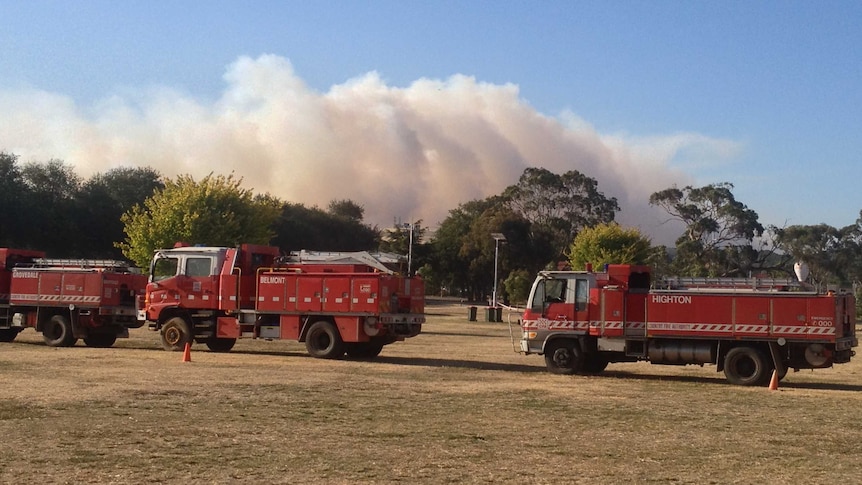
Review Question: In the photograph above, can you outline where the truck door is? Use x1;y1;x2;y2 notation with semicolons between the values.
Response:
601;288;625;337
297;277;323;312
534;277;589;333
171;256;217;310
218;249;239;312
572;278;590;332
323;277;350;313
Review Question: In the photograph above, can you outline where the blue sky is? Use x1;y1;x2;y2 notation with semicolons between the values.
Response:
1;1;860;236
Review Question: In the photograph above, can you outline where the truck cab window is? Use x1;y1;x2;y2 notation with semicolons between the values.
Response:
186;257;213;277
152;257;179;282
529;279;567;312
575;279;588;311
545;279;567;304
529;281;547;312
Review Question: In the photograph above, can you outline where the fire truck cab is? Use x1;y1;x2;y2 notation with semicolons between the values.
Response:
519;264;857;385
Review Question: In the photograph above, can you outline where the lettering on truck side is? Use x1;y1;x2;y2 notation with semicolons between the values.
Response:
12;271;38;279
260;276;286;285
651;294;693;304
811;318;834;327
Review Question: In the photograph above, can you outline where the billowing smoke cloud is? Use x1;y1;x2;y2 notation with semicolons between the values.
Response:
0;54;741;244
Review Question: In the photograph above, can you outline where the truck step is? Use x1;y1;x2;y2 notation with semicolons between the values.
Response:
625;339;647;358
237;311;257;324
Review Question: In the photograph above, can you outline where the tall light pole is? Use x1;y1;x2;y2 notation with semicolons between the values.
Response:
401;222;414;276
491;233;506;307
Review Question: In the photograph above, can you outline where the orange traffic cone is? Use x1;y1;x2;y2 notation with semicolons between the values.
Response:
182;342;192;363
768;370;778;390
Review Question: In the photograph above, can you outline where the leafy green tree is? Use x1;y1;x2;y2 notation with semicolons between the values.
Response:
416;263;444;295
773;218;862;315
84;167;164;212
503;167;619;254
327;199;365;222
430;199;500;300
0;152;26;248
503;269;533;306
118;173;281;268
77;167;164;258
650;182;763;276
430;197;551;301
378;220;428;275
567;223;652;270
379;220;423;255
841;211;862;284
20;159;82;255
272;202;378;252
774;222;862;286
458;205;522;301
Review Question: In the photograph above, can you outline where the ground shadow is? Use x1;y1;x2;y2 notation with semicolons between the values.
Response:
597;368;862;391
420;330;512;339
372;355;546;373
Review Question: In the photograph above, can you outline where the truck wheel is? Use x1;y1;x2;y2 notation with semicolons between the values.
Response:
205;337;236;352
83;333;118;348
161;317;193;351
43;315;77;347
346;341;384;359
581;353;609;374
0;328;20;342
544;340;582;375
723;346;772;386
305;321;345;359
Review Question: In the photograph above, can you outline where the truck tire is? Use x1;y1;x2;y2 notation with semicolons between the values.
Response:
161;317;193;352
723;346;772;386
0;328;20;342
205;337;236;353
345;341;384;359
83;333;118;348
43;315;77;347
305;320;345;359
544;339;582;375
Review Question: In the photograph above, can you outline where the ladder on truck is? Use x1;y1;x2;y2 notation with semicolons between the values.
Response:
655;275;804;292
279;250;402;274
27;258;139;273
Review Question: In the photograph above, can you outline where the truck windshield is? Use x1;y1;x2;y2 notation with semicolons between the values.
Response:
530;278;567;311
152;257;179;282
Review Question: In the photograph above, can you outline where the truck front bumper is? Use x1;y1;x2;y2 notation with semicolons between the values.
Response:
520;338;543;355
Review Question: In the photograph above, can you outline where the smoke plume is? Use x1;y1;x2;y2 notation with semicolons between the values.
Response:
0;54;741;243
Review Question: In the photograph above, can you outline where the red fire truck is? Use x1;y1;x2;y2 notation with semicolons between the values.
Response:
141;244;425;358
0;248;147;347
518;264;858;385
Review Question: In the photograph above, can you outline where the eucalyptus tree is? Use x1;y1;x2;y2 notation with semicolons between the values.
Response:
650;182;764;276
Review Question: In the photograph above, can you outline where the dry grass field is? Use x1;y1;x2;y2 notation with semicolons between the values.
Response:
2;300;862;484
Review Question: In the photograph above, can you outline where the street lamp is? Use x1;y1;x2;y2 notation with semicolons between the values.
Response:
491;232;506;308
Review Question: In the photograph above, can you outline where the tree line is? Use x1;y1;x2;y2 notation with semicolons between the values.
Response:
2;150;860;305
